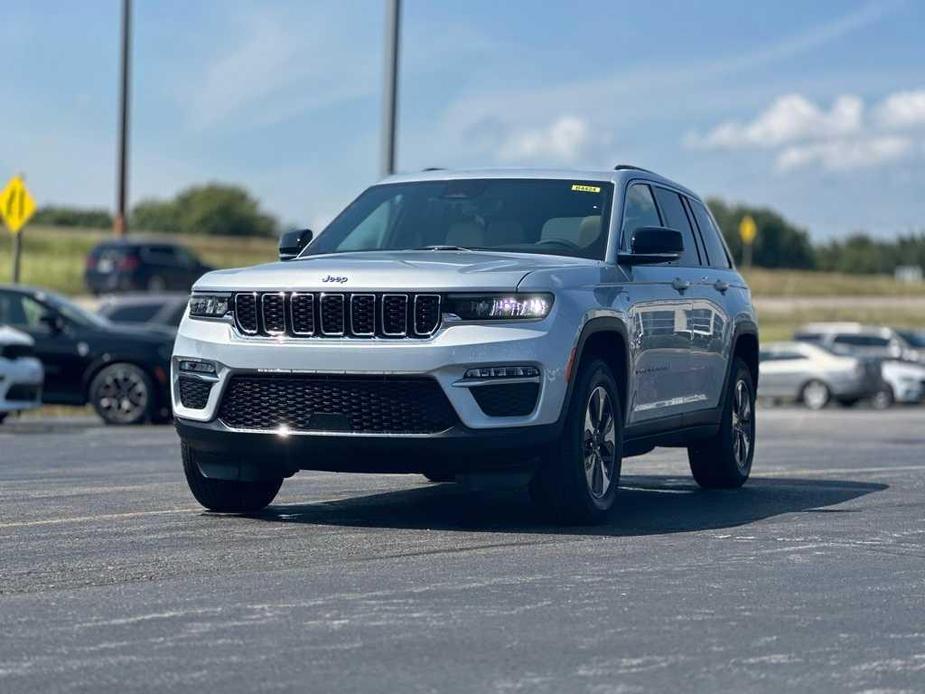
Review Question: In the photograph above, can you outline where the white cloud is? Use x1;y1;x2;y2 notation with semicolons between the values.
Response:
497;116;591;164
775;136;914;172
875;89;925;129
688;94;862;149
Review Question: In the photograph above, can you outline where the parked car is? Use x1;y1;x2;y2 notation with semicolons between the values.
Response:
173;166;760;524
895;328;925;357
84;239;212;294
794;323;923;363
97;293;189;332
758;341;882;409
0;285;174;424
879;360;925;408
0;326;44;423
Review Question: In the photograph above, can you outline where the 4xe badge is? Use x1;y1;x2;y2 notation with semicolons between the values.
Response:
322;275;348;283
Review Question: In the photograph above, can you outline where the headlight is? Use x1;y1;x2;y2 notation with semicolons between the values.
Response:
444;293;554;321
188;293;231;319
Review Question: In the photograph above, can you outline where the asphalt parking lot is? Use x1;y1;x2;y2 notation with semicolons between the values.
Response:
1;408;924;693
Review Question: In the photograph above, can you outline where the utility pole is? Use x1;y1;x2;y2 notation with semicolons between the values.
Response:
114;0;132;236
380;0;401;178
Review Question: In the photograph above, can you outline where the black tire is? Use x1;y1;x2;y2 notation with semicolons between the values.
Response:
688;358;756;489
89;363;154;425
530;358;623;525
800;379;831;410
182;443;282;513
422;471;456;483
870;384;894;410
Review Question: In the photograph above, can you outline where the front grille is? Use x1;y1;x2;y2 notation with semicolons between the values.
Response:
178;377;213;409
5;383;40;402
218;374;458;434
471;382;540;417
230;291;442;339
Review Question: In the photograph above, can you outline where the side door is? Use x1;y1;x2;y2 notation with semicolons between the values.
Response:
619;182;693;425
685;197;736;412
0;291;87;403
758;347;811;400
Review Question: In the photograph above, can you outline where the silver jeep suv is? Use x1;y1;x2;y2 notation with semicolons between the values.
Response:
173;167;759;523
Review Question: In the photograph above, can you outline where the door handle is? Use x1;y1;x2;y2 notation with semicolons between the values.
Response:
713;279;730;293
672;277;691;292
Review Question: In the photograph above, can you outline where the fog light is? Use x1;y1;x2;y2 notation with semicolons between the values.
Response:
464;365;539;379
179;359;217;375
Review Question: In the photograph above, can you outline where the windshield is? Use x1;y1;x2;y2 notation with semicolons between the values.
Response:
897;330;925;348
305;178;614;260
41;291;111;329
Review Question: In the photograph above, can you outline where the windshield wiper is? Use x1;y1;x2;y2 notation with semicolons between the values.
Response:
413;245;475;251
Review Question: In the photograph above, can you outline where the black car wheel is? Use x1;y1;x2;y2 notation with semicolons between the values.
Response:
89;363;154;425
182;444;282;513
530;358;623;525
688;358;756;489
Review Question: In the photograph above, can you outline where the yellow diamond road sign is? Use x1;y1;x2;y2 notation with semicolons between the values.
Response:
0;174;37;234
739;214;757;246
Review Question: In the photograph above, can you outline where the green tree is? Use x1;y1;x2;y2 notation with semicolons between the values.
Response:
130;198;180;232
707;198;816;269
174;184;277;237
129;183;278;237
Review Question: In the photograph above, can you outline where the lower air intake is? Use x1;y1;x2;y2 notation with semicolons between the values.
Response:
218;374;458;434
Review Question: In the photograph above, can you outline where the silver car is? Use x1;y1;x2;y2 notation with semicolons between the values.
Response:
172;167;759;524
758;341;881;409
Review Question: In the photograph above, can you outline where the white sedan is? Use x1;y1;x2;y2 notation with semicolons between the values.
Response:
0;326;44;423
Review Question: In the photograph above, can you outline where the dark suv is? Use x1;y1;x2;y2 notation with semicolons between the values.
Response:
85;240;212;294
0;285;174;424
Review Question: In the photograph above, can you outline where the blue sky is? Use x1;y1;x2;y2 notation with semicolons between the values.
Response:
3;0;924;238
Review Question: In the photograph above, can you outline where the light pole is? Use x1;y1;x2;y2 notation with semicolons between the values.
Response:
380;0;401;178
114;0;132;236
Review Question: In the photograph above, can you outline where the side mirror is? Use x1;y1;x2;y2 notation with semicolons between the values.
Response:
279;229;313;261
39;311;65;334
618;227;683;266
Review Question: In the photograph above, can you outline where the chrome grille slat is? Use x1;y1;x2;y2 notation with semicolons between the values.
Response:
320;294;346;336
350;294;376;336
260;292;286;335
234;293;259;335
232;291;437;338
413;294;441;336
289;293;315;335
382;294;408;337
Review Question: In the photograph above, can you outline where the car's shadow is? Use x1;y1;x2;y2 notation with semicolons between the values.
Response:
249;475;887;537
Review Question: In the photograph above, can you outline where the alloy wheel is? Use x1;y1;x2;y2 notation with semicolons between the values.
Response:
583;386;617;499
731;379;754;472
96;366;149;423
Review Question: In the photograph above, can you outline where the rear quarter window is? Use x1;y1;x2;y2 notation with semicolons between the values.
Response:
689;199;732;269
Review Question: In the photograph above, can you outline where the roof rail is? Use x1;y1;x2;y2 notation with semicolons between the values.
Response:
613;164;656;174
421;167;445;171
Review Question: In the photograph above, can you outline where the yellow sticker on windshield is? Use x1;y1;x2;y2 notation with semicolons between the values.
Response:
571;184;601;193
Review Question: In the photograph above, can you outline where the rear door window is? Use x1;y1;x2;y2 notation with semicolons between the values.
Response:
688;200;732;269
652;187;701;266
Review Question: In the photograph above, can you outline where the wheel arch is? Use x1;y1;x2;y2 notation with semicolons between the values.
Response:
568;317;631;419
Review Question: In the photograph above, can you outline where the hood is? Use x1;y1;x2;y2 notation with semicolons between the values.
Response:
193;250;594;293
98;321;175;345
0;325;34;347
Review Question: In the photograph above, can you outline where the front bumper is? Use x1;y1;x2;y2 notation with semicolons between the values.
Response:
0;357;44;413
171;313;573;431
177;417;562;477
